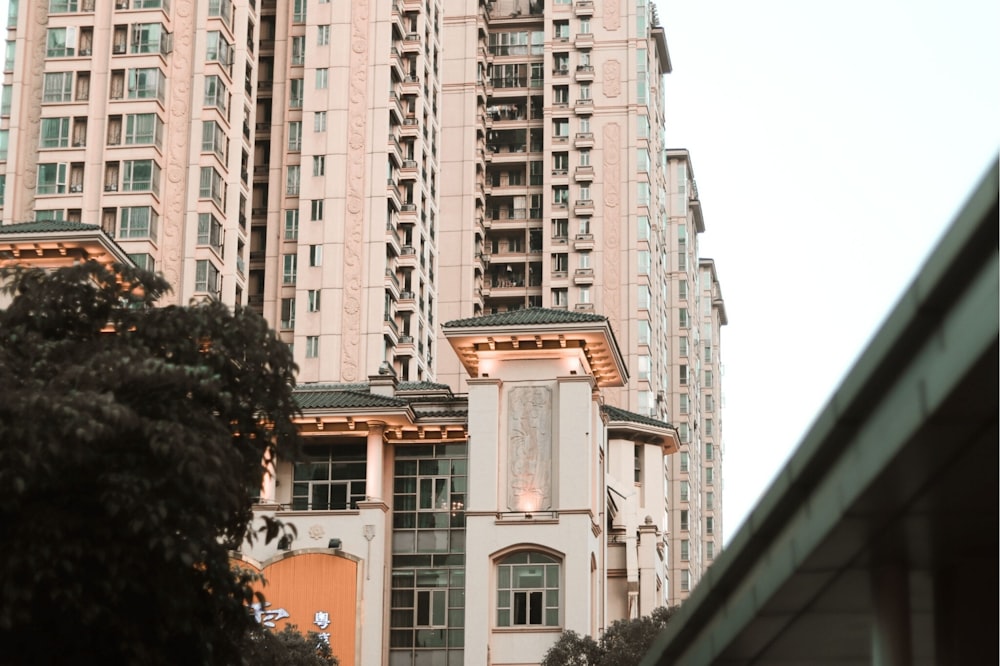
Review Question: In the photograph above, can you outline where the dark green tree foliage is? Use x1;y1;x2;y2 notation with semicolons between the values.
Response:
0;262;300;665
243;625;339;666
541;606;678;666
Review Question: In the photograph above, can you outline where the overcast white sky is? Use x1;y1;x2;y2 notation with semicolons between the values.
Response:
656;0;999;535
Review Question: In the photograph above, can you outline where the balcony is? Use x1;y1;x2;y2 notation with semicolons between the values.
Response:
574;98;594;115
574;33;594;49
386;226;402;256
573;233;595;251
398;246;418;269
574;199;595;216
386;178;402;209
574;165;594;181
574;0;595;16
397;291;417;312
574;268;594;285
399;202;418;224
574;132;594;148
575;65;595;82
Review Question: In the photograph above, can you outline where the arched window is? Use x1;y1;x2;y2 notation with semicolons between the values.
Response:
496;551;560;627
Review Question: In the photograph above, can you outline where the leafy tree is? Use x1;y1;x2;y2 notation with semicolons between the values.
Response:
542;606;678;666
0;262;300;665
243;625;340;666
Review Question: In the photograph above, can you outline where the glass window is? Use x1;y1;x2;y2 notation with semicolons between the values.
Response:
292;0;306;23
680;481;689;502
128;67;165;101
46;27;76;57
280;297;295;329
119;206;158;240
40;118;71;148
289;79;303;108
194;259;220;296
43;72;74;103
496;551;560;627
122;159;160;194
305;335;319;358
197;212;223;252
317;25;330;46
638;319;650;345
199;166;225;205
282;253;297;284
314;111;327;132
205;31;232;67
286;165;300;195
126;113;162;146
307;289;320;312
291;36;305;65
284;209;299;240
680;539;689;561
310;199;324;221
287;121;302;151
309;244;322;267
49;0;80;13
312;155;325;176
291;444;367;509
315;68;328;89
204;75;228;114
131;23;163;54
37;163;68;194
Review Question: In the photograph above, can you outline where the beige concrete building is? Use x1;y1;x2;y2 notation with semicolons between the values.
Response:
1;0;727;662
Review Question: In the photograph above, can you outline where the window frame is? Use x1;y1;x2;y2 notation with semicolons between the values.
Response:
496;550;560;628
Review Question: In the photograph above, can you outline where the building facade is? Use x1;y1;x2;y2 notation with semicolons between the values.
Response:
1;0;727;662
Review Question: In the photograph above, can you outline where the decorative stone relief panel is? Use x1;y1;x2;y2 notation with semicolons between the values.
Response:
603;60;621;98
603;0;621;31
602;123;622;327
507;386;553;511
340;0;371;381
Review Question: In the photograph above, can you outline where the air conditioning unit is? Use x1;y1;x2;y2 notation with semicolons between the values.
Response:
79;48;92;56
70;184;83;193
104;184;117;192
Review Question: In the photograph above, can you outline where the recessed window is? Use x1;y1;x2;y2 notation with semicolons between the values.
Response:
291;443;367;509
317;25;330;46
305;335;319;358
496;551;560;627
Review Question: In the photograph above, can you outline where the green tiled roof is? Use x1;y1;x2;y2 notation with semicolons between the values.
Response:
294;388;408;410
396;381;452;392
443;307;608;329
0;221;102;234
601;404;674;431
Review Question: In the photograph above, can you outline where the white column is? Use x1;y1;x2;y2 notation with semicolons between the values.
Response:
365;422;386;501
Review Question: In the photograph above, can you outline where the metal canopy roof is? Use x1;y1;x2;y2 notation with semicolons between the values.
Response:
642;160;998;666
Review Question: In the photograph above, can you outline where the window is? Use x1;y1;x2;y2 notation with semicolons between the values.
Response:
681;569;690;592
553;20;569;39
309;244;322;266
206;31;232;67
310;199;324;221
705;395;715;412
579;251;591;269
49;0;79;13
46;27;76;57
129;253;155;271
292;0;307;23
307;289;321;312
122;160;159;194
638;320;650;345
289;78;303;107
579;149;590;166
40;118;71;148
706;541;715;561
678;423;689;444
638;215;650;241
280;298;295;329
638;250;650;275
579;17;591;34
119;206;158;239
317;25;330;46
680;509;689;531
552;185;569;205
679;336;688;356
37;163;68;194
679;280;688;300
706;491;714;511
131;23;163;54
679;308;689;328
679;364;688;386
197;212;223;252
552;118;568;138
680;539;689;561
497;551;559;627
706;516;714;534
282;254;297;284
680;481;689;502
704;344;713;363
552;218;568;238
315;68;328;89
679;452;689;473
290;35;306;66
286;165;300;195
637;285;651;309
638;354;650;381
637;182;650;206
284;209;299;240
704;370;713;387
705;467;714;486
194;259;220;296
291;443;367;510
552;253;568;272
553;85;568;105
312;155;325;176
552;288;567;307
43;73;74;102
199;166;225;205
314;111;327;132
305;335;319;358
552;152;568;173
679;394;689;415
578;286;591;304
127;113;162;146
287;121;302;151
705;442;714;461
200;120;226;159
204;75;228;113
128;67;165;101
